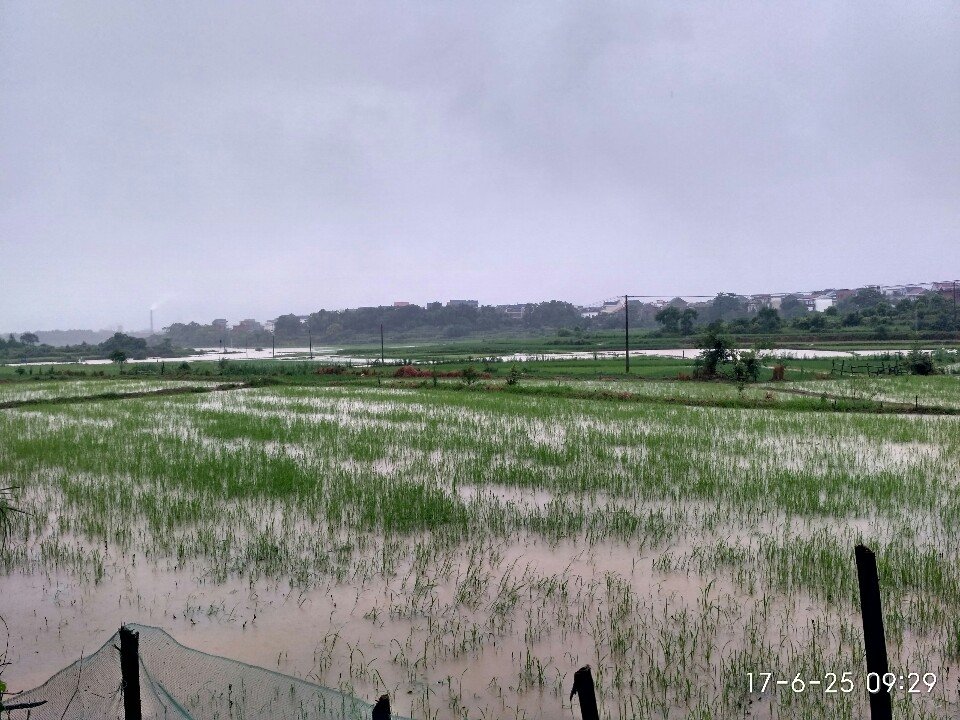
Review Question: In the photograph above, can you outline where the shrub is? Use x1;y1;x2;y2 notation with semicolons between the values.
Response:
733;350;761;383
906;348;936;376
695;329;735;378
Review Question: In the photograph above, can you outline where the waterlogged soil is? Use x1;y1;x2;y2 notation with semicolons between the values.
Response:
0;530;878;720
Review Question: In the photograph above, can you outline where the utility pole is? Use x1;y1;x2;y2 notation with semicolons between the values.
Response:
309;330;313;359
380;324;385;364
624;294;630;374
271;332;275;359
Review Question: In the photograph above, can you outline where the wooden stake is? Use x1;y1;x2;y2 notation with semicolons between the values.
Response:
570;665;600;720
372;693;390;720
119;626;142;720
855;545;892;720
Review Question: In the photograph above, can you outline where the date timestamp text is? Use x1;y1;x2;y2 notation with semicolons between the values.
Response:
747;671;937;694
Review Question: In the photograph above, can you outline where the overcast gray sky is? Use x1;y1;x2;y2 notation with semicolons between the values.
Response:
2;1;958;332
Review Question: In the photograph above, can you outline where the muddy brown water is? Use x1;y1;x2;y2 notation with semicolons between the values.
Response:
3;524;940;719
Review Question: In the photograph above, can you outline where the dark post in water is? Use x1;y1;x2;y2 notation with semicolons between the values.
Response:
570;665;600;720
372;693;391;720
855;544;892;720
119;625;142;720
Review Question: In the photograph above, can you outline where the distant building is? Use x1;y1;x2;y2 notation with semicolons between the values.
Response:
813;295;835;312
426;301;443;311
747;294;773;312
497;304;528;320
234;319;263;333
600;299;624;314
578;306;602;318
933;281;957;299
212;318;228;331
882;285;926;299
393;301;413;307
447;299;479;308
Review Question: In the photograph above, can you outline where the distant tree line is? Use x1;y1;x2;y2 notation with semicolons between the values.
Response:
0;332;182;363
164;301;591;346
154;288;959;348
650;289;959;339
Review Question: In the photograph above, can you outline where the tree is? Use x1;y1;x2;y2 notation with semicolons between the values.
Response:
99;332;148;358
841;311;861;327
109;349;128;370
654;306;681;334
19;333;39;345
840;287;887;313
779;295;808;320
793;313;826;331
679;308;698;336
695;328;735;377
732;350;761;383
754;307;782;334
906;347;936;375
705;293;748;323
523;301;582;329
274;314;304;339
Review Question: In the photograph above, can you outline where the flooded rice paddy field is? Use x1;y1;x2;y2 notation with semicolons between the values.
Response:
522;374;960;415
0;378;219;404
523;378;803;405
779;375;960;410
1;380;959;718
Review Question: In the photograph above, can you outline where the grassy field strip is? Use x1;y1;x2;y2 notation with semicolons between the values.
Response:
0;378;223;404
377;377;958;416
779;376;960;410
